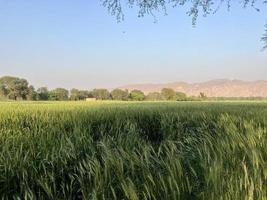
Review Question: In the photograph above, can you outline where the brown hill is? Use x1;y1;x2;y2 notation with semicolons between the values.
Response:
119;79;267;97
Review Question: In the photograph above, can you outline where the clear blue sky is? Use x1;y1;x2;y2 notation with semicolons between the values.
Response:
0;0;266;89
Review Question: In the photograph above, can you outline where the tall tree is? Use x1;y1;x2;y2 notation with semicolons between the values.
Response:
70;89;89;101
176;92;187;101
146;92;162;101
129;90;145;101
0;84;7;97
49;88;69;101
111;89;129;100
70;89;80;101
161;88;176;100
37;87;49;100
0;76;29;100
26;85;37;101
79;90;90;100
92;89;110;100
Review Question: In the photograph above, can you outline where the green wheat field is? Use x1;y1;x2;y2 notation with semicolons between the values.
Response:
0;101;266;200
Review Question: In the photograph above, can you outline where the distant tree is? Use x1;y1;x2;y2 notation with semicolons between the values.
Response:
111;89;129;100
26;85;37;101
79;90;90;100
145;92;162;101
161;88;176;101
199;92;208;100
176;92;187;101
92;89;110;100
0;76;29;100
70;88;80;101
0;84;7;97
87;91;94;98
49;88;69;101
129;90;145;101
37;87;49;100
70;89;89;101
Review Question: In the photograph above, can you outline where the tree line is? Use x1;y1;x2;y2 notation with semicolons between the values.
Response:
0;76;208;101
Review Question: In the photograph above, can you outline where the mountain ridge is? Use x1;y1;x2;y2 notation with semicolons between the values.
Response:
119;79;267;97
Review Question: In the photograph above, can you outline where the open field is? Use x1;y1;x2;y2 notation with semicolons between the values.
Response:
0;101;266;199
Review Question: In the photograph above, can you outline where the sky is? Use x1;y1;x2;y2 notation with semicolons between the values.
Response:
0;0;266;89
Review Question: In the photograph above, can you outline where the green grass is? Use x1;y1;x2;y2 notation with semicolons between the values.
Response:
0;101;266;199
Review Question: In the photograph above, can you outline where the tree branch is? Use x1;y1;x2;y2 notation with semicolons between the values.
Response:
262;22;267;50
100;0;265;22
101;0;267;49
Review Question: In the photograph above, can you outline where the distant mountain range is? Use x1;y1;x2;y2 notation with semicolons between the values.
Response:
119;79;267;97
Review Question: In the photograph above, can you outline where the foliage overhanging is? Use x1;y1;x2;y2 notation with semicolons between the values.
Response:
101;0;267;48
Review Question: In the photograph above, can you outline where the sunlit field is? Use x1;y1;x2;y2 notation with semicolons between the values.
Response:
0;101;266;199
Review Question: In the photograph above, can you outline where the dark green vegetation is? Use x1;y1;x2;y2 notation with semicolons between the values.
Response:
0;101;266;199
0;76;32;101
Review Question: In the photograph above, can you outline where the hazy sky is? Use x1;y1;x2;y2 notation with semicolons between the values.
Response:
0;1;266;89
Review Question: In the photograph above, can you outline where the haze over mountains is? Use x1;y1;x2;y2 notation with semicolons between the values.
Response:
119;79;267;97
